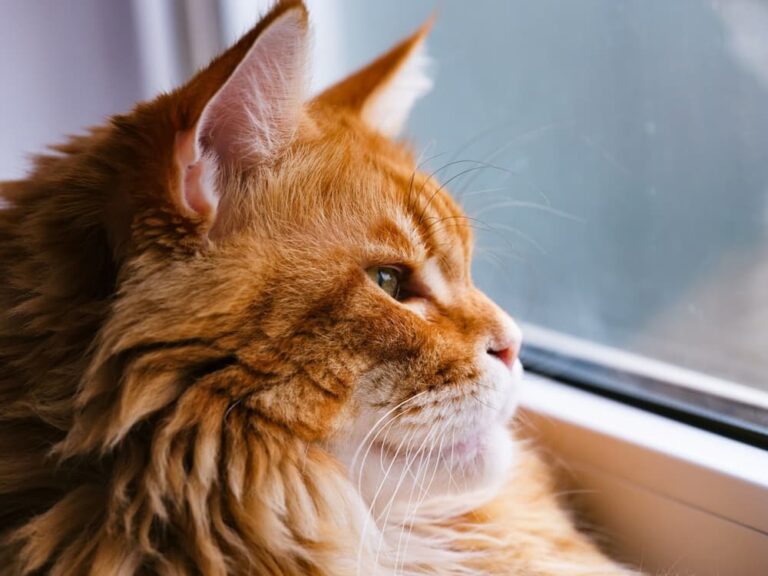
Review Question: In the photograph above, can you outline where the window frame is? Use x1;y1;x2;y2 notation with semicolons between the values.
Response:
520;371;768;575
521;324;768;449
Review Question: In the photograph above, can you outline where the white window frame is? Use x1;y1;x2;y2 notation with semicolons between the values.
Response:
521;373;768;576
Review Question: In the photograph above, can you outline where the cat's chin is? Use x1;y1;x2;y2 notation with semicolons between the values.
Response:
328;359;524;518
440;422;516;491
352;420;516;519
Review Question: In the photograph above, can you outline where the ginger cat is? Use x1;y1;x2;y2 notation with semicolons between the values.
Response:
0;2;639;574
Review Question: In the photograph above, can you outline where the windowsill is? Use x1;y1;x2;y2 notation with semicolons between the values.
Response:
519;373;768;576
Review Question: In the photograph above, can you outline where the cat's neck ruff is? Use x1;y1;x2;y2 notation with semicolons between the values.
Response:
347;441;518;576
377;491;506;575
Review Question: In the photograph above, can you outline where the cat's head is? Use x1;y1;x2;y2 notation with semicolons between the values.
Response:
63;0;522;509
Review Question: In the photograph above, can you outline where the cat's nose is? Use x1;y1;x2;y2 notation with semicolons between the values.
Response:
486;318;522;370
487;344;516;369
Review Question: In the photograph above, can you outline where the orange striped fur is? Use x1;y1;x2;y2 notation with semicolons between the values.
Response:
0;2;639;574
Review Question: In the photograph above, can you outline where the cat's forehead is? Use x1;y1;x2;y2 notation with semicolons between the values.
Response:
253;109;473;278
383;164;473;279
336;149;471;276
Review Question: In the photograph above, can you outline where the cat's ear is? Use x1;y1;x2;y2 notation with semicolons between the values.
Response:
172;0;309;222
315;19;433;138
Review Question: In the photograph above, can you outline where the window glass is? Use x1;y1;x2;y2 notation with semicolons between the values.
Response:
329;0;768;395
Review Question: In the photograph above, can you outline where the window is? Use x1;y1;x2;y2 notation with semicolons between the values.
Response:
296;0;768;439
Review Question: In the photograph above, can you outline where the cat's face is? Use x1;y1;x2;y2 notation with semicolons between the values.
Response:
230;113;523;507
71;2;522;512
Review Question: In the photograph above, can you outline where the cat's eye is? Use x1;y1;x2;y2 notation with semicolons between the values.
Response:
366;267;402;299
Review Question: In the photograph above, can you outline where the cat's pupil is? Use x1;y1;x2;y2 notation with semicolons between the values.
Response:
367;267;400;299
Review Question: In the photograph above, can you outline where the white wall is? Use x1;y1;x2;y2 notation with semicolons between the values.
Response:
0;0;145;179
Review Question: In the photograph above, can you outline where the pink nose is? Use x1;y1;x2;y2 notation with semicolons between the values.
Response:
487;342;517;369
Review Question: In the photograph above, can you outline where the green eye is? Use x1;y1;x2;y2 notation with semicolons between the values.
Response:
366;267;401;299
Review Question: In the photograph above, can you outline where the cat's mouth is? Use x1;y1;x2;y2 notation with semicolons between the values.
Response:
367;359;524;470
358;417;515;506
334;361;523;506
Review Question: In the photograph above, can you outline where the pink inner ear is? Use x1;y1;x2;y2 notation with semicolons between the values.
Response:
196;9;308;164
169;7;307;230
175;130;218;220
183;161;217;218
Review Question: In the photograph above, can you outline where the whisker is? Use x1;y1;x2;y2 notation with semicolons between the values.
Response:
456;185;514;201
373;425;422;570
478;222;548;256
398;424;448;573
577;132;632;178
475;246;519;269
445;115;524;164
472;200;584;223
360;421;415;573
454;122;563;200
391;421;443;573
408;148;448;215
417;161;520;225
423;214;542;258
353;391;429;574
351;390;430;474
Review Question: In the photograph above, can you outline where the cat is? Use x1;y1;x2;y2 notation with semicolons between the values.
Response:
0;1;639;574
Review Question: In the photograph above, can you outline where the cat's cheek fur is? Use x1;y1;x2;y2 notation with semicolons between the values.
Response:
329;355;523;514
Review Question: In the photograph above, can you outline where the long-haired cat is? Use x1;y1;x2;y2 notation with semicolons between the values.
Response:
0;2;639;574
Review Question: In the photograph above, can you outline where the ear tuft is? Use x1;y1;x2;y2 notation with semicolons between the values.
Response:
316;17;434;138
361;37;433;137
